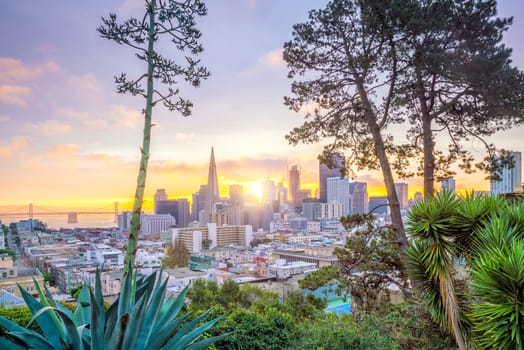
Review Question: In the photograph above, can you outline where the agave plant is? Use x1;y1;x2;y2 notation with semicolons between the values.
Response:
0;267;227;349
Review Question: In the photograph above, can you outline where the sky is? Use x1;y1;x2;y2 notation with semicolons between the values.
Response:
1;0;524;213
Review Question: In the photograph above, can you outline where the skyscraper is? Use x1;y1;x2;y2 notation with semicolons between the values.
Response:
491;151;522;194
327;176;350;216
289;165;300;206
441;177;456;194
261;179;276;203
154;189;168;213
349;182;368;214
203;147;220;224
394;182;409;210
229;185;244;226
319;152;345;203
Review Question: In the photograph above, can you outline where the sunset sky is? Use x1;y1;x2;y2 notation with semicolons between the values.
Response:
1;0;524;213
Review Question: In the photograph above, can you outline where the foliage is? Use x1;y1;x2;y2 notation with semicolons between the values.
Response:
283;0;407;251
0;267;226;349
0;248;16;259
201;239;212;250
0;306;41;336
249;238;272;248
69;284;83;299
407;192;524;349
391;0;524;195
163;239;190;268
299;213;409;313
42;271;55;286
98;0;209;271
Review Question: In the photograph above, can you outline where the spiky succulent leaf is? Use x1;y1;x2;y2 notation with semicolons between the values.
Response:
17;283;63;348
8;331;55;350
89;282;105;350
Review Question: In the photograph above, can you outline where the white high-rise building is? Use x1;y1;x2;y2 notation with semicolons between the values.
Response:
394;182;409;210
320;201;344;219
491;151;522;195
441;177;456;194
327;177;350;216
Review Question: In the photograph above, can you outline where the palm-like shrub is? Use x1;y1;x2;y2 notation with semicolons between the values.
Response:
0;268;226;349
407;192;524;350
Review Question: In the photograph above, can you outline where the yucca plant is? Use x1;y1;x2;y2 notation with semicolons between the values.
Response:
0;267;227;349
407;192;524;350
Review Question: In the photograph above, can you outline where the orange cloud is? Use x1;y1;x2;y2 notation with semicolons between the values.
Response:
29;119;73;135
0;84;31;107
0;136;33;158
0;57;59;83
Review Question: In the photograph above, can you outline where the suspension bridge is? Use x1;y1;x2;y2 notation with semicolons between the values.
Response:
0;203;120;224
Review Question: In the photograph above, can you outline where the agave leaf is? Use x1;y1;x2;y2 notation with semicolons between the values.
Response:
162;310;212;349
145;314;190;349
184;332;232;350
18;283;63;349
166;316;222;349
120;294;148;350
155;286;189;327
106;313;128;350
73;284;92;326
89;285;105;350
118;267;133;319
53;307;83;350
104;297;119;345
136;275;169;348
34;277;67;340
0;337;25;350
0;315;44;339
9;331;56;350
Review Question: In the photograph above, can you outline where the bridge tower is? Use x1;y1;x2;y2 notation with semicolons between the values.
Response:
28;203;33;220
114;202;119;223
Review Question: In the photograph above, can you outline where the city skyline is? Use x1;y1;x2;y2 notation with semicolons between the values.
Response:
1;0;524;211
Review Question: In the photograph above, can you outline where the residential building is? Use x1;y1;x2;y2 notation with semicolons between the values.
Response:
169;224;254;253
140;214;176;235
320;201;344;219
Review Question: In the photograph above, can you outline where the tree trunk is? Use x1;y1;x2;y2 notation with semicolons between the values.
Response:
124;0;156;275
415;59;435;199
356;81;408;252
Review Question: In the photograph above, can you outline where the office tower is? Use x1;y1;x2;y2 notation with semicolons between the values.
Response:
319;152;345;202
295;189;311;213
229;184;244;225
491;151;522;194
441;177;456;194
320;201;344;219
277;182;288;209
118;211;132;232
155;199;177;218
368;196;389;215
414;191;423;202
176;198;191;228
262;179;276;203
394;182;409;210
302;199;321;220
349;182;368;214
154;189;168;213
192;184;207;222
327;176;350;216
289;165;300;206
203;147;220;224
